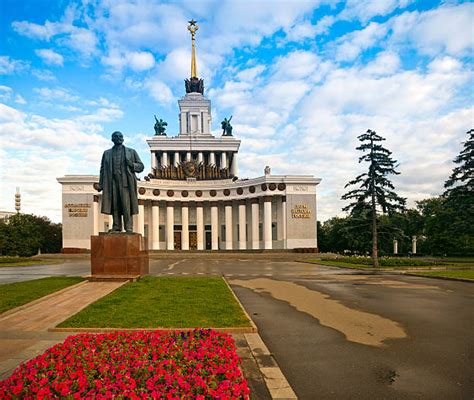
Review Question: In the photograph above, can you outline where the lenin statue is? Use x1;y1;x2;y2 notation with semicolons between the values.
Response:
97;131;144;233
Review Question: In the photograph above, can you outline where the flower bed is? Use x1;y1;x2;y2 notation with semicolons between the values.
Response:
0;330;250;399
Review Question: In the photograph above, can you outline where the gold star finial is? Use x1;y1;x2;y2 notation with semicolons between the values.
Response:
187;19;199;78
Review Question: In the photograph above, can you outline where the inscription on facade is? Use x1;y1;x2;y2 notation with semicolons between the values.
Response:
65;203;91;217
293;185;308;192
291;204;312;219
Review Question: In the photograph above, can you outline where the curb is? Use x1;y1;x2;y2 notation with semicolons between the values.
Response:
222;276;259;333
225;278;297;399
48;326;256;333
0;280;88;320
245;333;297;399
404;273;473;283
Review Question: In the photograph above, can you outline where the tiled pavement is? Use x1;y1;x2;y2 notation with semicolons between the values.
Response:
0;281;125;380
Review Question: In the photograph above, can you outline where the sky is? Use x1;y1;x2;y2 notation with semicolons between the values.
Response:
0;0;473;223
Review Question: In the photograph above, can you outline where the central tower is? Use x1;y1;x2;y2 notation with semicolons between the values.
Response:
179;19;211;136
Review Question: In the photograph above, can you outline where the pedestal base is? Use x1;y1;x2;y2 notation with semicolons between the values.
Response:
91;233;149;277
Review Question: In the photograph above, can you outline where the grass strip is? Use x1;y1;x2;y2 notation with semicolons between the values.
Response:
407;270;474;280
307;260;460;270
0;277;84;314
0;260;61;267
58;276;251;328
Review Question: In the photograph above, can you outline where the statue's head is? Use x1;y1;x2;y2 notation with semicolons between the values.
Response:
111;131;124;145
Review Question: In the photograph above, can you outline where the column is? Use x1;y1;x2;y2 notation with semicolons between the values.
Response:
251;199;259;250
221;152;227;169
166;202;174;250
174;152;180;167
209;152;216;166
231;153;238;176
137;200;145;236
162;152;168;167
393;239;398;255
211;201;219;250
186;152;191;161
108;215;113;231
92;195;99;236
196;202;204;250
238;200;246;250
198;152;203;164
412;236;417;254
263;196;272;249
151;151;157;169
151;201;160;250
282;196;287;249
225;201;233;250
182;202;189;250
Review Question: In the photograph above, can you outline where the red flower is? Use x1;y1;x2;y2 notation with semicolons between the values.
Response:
0;330;250;399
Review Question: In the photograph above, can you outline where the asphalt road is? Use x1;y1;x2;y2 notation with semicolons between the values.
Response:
1;258;473;399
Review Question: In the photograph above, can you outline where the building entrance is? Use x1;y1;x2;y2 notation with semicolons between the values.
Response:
205;231;212;250
189;231;197;250
174;232;181;250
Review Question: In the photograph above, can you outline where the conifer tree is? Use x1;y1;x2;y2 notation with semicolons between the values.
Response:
342;129;406;267
444;129;473;199
441;129;474;254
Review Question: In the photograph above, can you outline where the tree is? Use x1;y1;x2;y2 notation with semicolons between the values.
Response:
341;129;406;267
444;129;473;200
440;129;474;255
0;213;62;257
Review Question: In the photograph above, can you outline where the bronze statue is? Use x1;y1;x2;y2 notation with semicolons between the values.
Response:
154;116;167;136
221;116;233;136
97;131;144;233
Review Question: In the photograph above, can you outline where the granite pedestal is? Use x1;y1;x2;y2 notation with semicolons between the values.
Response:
90;233;149;278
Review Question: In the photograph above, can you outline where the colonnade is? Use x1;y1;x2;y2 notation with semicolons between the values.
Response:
93;195;286;250
151;151;238;176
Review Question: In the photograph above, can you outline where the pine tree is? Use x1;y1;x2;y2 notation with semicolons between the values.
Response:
441;129;474;255
341;129;406;267
444;129;473;199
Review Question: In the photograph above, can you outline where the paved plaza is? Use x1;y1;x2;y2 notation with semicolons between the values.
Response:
1;258;473;399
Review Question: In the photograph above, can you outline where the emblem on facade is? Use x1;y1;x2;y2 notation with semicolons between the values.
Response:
183;160;198;177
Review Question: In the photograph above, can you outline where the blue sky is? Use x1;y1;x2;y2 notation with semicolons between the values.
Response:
0;0;473;222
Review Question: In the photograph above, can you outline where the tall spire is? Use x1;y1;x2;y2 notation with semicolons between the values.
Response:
184;20;204;94
188;19;199;78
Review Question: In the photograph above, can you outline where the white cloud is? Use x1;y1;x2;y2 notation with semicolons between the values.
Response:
12;8;98;58
146;79;174;104
236;65;266;82
339;0;413;24
0;102;117;220
272;51;320;80
362;50;400;76
0;56;29;75
35;49;64;66
15;94;27;105
127;51;155;72
0;86;13;101
32;69;56;81
33;87;80;102
390;3;474;57
335;22;388;61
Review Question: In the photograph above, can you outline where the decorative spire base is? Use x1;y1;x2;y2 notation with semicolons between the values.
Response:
185;77;204;94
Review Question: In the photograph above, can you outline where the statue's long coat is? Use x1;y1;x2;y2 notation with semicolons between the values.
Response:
99;146;144;215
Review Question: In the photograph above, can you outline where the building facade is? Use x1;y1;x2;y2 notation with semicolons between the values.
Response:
57;22;321;252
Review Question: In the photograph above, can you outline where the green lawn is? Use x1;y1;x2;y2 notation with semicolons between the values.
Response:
0;277;84;314
0;256;60;267
408;270;474;280
308;260;458;270
58;276;251;328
